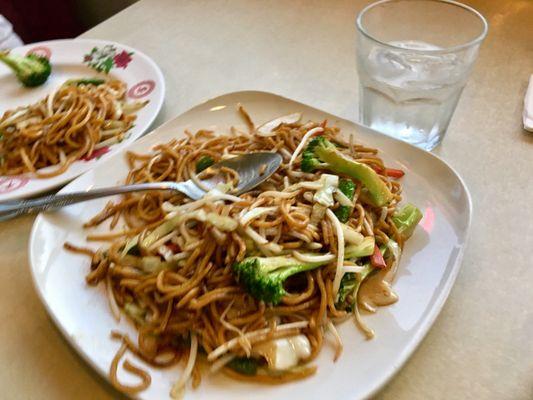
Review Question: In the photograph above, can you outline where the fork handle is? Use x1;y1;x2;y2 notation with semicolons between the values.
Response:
0;182;180;221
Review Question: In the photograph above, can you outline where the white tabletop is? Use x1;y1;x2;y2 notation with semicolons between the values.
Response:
1;1;532;399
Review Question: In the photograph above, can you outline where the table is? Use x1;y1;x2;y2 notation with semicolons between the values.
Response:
1;1;532;399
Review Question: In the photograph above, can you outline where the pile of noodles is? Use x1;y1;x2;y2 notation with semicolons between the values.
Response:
0;79;146;178
66;107;406;397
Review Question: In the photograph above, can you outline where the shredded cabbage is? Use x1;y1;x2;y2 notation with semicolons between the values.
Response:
341;224;364;245
310;203;327;225
240;207;277;226
206;212;238;231
256;113;302;137
313;174;339;207
124;302;146;325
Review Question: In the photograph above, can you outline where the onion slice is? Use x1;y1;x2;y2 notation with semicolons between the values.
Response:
293;251;335;264
256;113;302;137
327;209;345;296
240;207;277;226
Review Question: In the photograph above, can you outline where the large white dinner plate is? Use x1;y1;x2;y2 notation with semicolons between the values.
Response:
0;39;165;201
29;91;471;400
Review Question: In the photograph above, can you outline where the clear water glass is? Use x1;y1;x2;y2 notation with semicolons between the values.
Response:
356;0;488;150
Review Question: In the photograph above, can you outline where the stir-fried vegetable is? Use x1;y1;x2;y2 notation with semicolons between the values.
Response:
344;236;375;258
313;173;338;207
370;245;387;269
336;263;374;312
383;168;405;178
301;136;393;207
334;178;356;222
0;52;51;87
341;223;364;245
392;203;423;240
227;357;259;375
196;155;215;172
65;77;106;86
233;255;330;305
124;302;146;325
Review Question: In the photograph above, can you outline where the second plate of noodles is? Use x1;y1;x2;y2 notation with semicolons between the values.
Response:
0;39;165;200
0;78;147;178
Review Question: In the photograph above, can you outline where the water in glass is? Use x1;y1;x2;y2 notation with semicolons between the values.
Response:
358;40;470;150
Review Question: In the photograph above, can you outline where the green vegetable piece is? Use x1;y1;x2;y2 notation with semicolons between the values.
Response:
121;214;181;256
344;236;375;259
117;254;180;274
333;206;351;224
391;203;423;240
336;273;356;311
196;156;214;173
339;179;355;200
338;178;356;198
334;178;356;222
65;77;106;86
140;256;177;274
0;52;51;87
123;208;234;257
127;244;141;256
336;263;374;312
227;357;259;376
301;136;393;207
233;238;378;304
233;255;330;304
124;302;146;325
143;214;181;249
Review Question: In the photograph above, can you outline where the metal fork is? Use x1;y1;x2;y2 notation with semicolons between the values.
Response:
0;152;282;221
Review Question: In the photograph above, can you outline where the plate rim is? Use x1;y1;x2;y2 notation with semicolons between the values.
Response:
0;38;166;200
28;89;472;400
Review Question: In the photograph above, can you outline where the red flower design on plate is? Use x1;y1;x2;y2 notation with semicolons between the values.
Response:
113;50;133;68
83;54;93;62
0;177;30;194
82;147;110;161
26;46;52;60
128;80;156;99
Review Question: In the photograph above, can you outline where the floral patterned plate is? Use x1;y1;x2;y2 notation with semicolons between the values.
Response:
0;39;165;201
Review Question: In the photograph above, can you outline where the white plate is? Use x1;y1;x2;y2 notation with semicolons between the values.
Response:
29;91;472;400
0;39;165;200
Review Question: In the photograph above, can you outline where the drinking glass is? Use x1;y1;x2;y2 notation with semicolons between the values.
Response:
356;0;488;150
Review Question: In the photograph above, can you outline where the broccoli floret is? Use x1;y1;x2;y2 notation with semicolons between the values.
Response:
301;136;393;207
233;255;329;304
336;272;357;312
334;178;356;222
392;203;423;240
0;52;51;87
339;178;355;197
337;242;392;310
196;155;214;173
336;263;374;311
301;136;328;172
334;205;350;223
227;357;259;376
